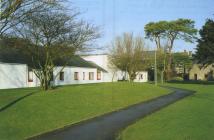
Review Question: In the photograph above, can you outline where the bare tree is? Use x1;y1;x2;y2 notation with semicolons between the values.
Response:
0;0;60;36
14;11;99;90
109;33;148;82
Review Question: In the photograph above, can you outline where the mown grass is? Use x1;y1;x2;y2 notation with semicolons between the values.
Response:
0;88;38;109
119;83;214;140
0;82;170;140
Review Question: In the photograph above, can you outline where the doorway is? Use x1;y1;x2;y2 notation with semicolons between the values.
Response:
194;74;197;80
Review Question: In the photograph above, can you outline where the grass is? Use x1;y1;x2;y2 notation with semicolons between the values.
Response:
0;82;170;140
119;83;214;140
0;88;38;109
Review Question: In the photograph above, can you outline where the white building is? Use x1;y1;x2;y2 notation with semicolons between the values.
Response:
0;62;28;89
0;54;148;89
82;54;148;83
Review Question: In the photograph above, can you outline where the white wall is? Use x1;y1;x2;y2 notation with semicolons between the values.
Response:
0;63;107;89
134;71;148;82
53;66;105;86
28;71;40;87
82;55;108;70
0;56;149;90
82;54;149;82
0;63;28;89
82;55;122;82
29;66;106;87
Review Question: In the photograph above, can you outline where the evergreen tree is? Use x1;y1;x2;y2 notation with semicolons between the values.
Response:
194;19;214;65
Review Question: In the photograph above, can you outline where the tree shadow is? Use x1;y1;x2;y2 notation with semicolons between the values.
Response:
0;91;39;112
52;83;102;89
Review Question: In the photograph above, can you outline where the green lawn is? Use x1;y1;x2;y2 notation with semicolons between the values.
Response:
0;88;38;109
119;83;214;140
0;82;170;140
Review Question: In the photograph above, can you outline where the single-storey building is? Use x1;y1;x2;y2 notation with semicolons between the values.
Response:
0;54;148;89
0;56;107;89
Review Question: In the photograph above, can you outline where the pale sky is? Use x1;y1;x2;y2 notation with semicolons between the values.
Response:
67;0;214;53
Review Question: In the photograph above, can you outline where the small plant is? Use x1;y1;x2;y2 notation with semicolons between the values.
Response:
171;76;184;81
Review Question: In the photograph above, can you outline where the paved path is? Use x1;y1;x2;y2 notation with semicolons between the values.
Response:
29;87;194;140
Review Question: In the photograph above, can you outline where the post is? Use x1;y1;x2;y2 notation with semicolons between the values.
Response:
154;49;158;86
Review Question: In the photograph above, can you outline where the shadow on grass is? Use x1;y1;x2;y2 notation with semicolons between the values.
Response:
0;91;39;112
52;82;106;89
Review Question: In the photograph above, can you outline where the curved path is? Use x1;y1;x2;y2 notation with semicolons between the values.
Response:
29;86;194;140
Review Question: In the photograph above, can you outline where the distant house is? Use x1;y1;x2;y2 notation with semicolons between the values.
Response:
189;64;214;81
0;54;148;89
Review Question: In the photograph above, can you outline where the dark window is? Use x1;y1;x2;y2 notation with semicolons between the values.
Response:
97;71;101;80
59;72;64;81
140;74;143;79
28;71;33;82
89;72;94;80
74;72;79;80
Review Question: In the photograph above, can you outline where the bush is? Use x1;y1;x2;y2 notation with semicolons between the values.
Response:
171;77;184;81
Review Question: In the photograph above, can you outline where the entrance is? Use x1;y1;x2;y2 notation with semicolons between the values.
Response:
194;74;197;80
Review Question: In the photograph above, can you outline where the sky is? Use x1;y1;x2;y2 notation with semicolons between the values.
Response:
68;0;214;53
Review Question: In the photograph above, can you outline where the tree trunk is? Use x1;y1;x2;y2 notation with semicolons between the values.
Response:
128;71;136;82
161;71;164;84
111;71;116;82
166;38;174;81
155;37;161;49
166;52;172;80
37;50;54;91
39;69;52;91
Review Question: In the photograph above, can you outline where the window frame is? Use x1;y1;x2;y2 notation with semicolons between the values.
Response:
89;72;94;80
97;71;101;80
74;72;79;80
59;72;64;81
28;71;33;82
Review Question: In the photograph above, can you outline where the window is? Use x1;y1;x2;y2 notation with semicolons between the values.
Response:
140;74;143;79
28;71;33;82
74;72;79;80
89;72;94;80
83;72;85;80
59;72;64;81
97;71;101;80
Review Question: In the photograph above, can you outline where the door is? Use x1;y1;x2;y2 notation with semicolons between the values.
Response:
194;74;197;80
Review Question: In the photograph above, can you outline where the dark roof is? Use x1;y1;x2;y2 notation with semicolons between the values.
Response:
0;54;107;72
0;51;31;65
